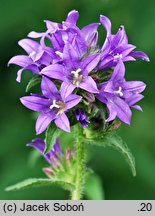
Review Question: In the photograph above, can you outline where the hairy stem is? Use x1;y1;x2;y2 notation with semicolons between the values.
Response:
71;126;85;200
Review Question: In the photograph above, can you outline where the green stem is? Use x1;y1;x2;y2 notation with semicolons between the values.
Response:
71;126;85;200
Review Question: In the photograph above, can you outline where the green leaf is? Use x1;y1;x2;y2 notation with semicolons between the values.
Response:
26;76;41;92
85;174;105;200
5;178;75;192
45;123;60;154
86;133;136;176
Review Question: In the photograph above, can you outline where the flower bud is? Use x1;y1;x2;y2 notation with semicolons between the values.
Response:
88;31;98;49
76;108;90;128
66;148;76;161
85;93;95;103
42;167;55;178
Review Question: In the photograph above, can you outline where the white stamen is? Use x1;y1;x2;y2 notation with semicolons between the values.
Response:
55;51;63;58
71;68;83;86
114;53;123;62
50;100;60;109
115;86;123;97
29;51;36;58
71;68;82;78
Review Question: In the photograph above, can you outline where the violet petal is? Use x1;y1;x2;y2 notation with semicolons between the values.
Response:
65;10;79;26
20;95;50;112
55;113;70;132
36;111;56;135
41;76;58;99
65;94;82;110
81;53;100;75
130;51;150;62
41;64;65;81
18;39;40;55
100;15;111;36
60;82;76;100
63;43;80;70
8;55;33;67
80;76;99;93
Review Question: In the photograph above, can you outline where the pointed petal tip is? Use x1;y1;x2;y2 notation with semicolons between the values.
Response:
54;113;71;133
27;31;36;38
8;56;20;66
66;10;79;26
26;142;36;148
100;15;111;36
18;39;24;46
8;57;15;66
145;56;150;62
126;120;131;126
27;31;44;38
68;9;79;15
20;97;24;104
65;128;71;133
115;116;131;126
7;59;12;66
35;126;42;135
143;82;147;90
120;25;125;30
26;143;32;147
20;97;28;105
55;122;71;133
16;78;21;83
19;96;30;107
62;128;70;133
64;126;71;133
100;14;110;20
130;51;150;62
8;56;21;68
36;131;41;135
141;55;150;62
123;116;131;125
26;138;45;147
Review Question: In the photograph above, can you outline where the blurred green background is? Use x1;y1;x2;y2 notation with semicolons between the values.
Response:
0;0;155;199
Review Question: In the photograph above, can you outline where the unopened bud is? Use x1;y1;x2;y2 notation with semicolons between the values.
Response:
91;74;99;82
88;31;98;49
50;156;63;170
43;167;55;178
66;148;75;161
109;121;121;131
85;93;95;103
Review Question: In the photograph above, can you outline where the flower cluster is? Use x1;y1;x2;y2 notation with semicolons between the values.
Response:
9;10;149;134
27;138;76;180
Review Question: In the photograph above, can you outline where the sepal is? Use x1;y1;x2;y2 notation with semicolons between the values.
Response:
45;123;61;154
26;75;41;92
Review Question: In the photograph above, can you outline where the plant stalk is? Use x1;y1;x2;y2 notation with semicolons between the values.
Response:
71;126;85;200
